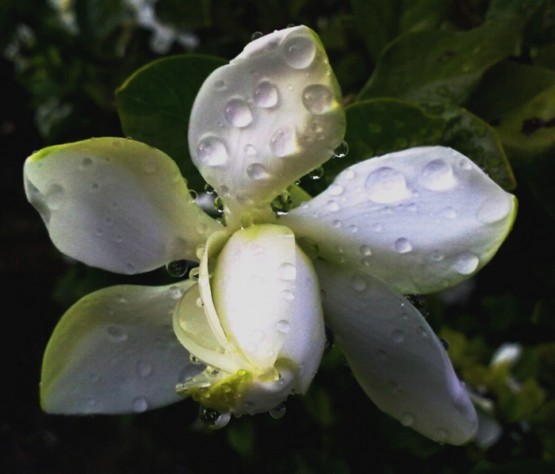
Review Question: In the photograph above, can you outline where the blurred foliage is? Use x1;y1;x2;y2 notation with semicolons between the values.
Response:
5;0;555;473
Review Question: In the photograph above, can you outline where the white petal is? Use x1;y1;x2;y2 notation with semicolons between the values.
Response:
41;282;198;414
211;224;325;392
315;260;478;445
283;146;517;294
188;26;345;226
24;137;223;274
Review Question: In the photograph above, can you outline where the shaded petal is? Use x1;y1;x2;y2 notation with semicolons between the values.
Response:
283;146;517;294
41;281;199;414
24;137;223;274
211;224;325;392
315;259;477;445
188;26;345;224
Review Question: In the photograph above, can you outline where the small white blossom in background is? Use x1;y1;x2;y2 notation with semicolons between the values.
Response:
24;26;517;445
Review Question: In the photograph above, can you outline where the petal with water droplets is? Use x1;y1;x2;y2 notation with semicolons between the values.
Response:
24;137;223;274
188;26;345;222
41;281;199;414
283;146;517;294
315;260;477;445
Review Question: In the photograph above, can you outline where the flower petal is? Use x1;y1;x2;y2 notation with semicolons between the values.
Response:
211;224;325;392
41;282;199;414
24;137;223;274
315;260;478;445
188;26;345;225
283;146;517;294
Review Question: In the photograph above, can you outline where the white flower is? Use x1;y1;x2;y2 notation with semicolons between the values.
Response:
24;26;516;445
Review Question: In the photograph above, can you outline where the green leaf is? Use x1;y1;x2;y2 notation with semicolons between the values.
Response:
116;54;226;190
494;84;555;166
350;0;449;63
359;19;521;104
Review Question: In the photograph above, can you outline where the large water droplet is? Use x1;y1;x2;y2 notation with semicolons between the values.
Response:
394;238;413;254
246;162;271;181
269;402;287;419
200;406;231;429
45;183;65;210
302;84;333;114
452;252;479;275
107;325;127;342
476;195;511;224
420;159;457;191
224;98;253;128
270;127;296;157
278;263;296;280
365;167;411;203
197;136;228;166
334;141;349;159
254;80;279;108
166;260;189;277
282;34;316;69
132;396;149;413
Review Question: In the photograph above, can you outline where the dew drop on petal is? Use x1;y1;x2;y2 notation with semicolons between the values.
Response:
282;34;316;69
244;144;258;157
224;98;253;128
80;156;94;168
452;252;480;275
197;136;228;166
136;360;153;378
302;84;333;114
476;195;512;224
394;238;413;254
132;396;149;413
359;245;372;256
168;285;184;299
333;141;349;159
328;184;343;196
45;183;65;210
246;162;271;180
107;325;127;342
269;402;287;419
276;319;290;333
420;159;458;191
254;80;279;108
166;260;189;277
278;263;296;280
365;167;411;203
351;274;368;292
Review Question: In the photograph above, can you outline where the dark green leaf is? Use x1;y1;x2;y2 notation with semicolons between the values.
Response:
359;19;521;105
155;0;212;29
116;54;226;190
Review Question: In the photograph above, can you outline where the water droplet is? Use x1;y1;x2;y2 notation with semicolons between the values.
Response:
142;159;157;174
224;98;253;128
420;159;457;191
214;79;226;90
302;84;333;114
132;397;149;413
348;224;358;233
45;183;65;210
351;274;368;292
270;127;295;157
372;223;383;232
332;219;342;228
477;195;511;224
276;319;290;333
254;80;279;108
278;263;296;280
333;141;349;158
328;184;343;196
136;360;153;378
282;34;316;69
400;412;415;427
282;289;295;301
80;156;93;168
394;238;413;254
189;267;200;280
107;325;127;342
391;329;405;343
365;167;411;203
166;260;189;277
251;31;263;40
269;402;287;419
360;245;372;256
189;354;202;365
326;200;340;212
430;250;444;262
246;162;271;180
308;166;324;180
197;136;228;166
452;252;479;275
200;406;231;429
168;285;184;299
